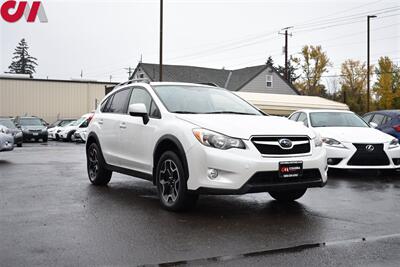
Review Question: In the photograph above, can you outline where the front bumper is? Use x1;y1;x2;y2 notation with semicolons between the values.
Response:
325;143;400;169
12;133;23;145
0;135;14;152
186;140;327;193
22;131;47;141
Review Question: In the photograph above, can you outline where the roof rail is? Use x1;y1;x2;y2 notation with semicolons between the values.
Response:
115;78;151;88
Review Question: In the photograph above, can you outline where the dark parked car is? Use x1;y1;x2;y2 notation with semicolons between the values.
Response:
363;110;400;139
14;116;48;142
0;117;23;147
48;118;76;129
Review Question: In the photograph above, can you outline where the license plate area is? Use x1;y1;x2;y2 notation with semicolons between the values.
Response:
33;133;39;136
279;161;303;178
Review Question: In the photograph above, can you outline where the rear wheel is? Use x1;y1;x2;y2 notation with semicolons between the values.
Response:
17;143;22;147
43;136;48;142
67;131;75;142
269;189;307;202
156;151;198;211
87;142;112;186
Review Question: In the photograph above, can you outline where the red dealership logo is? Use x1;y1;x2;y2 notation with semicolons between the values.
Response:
1;1;47;23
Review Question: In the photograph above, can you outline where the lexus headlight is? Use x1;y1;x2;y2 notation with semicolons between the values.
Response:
389;138;399;149
322;137;346;148
193;129;245;150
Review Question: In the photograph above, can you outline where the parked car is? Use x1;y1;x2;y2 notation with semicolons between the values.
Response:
14;116;48;142
48;118;76;129
59;113;93;142
362;110;400;139
74;127;87;143
0;125;14;152
289;109;400;170
48;121;76;140
0;117;23;147
86;82;327;211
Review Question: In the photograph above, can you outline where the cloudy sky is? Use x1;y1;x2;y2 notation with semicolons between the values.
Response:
1;0;399;86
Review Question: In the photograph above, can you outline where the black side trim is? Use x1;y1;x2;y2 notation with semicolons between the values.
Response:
106;164;153;182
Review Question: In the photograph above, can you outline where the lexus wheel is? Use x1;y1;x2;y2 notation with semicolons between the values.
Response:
87;142;112;186
269;189;307;202
156;151;198;211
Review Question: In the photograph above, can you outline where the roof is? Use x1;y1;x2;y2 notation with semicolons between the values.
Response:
236;92;349;116
132;63;300;94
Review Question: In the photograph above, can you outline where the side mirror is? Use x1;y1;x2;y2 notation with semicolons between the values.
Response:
370;122;378;128
128;103;149;125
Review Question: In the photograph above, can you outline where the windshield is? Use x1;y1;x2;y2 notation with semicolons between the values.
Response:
70;117;86;126
153;85;263;115
0;119;16;129
19;118;43;126
310;112;369;128
60;120;75;127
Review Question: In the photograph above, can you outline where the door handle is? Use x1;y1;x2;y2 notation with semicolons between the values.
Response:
98;119;103;125
119;122;127;129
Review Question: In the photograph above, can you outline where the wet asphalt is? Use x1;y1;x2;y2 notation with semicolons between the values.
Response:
0;142;400;266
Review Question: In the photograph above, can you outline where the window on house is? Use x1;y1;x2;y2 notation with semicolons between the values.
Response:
266;75;273;88
139;73;144;78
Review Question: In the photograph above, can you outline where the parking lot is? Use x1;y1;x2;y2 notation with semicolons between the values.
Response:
1;142;400;266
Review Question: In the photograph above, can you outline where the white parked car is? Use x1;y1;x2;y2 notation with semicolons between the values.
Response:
86;82;327;211
59;113;93;142
289;109;400;170
0;125;14;152
48;121;76;140
74;127;87;143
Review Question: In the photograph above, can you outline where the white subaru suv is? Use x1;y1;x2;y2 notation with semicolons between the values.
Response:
86;81;327;211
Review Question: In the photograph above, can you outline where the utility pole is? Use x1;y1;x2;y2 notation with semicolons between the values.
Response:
367;15;377;112
279;27;293;82
159;0;163;81
124;66;134;79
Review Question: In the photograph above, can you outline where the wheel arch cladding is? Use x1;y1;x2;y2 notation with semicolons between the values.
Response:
153;135;189;185
86;132;100;152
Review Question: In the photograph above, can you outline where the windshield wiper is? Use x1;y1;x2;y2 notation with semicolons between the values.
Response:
204;111;256;115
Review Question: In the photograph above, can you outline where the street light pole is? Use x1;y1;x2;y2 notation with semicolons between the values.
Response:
159;0;163;81
367;15;376;112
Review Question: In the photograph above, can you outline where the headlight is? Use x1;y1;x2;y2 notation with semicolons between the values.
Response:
0;128;9;134
322;137;346;148
389;138;399;149
193;128;245;150
313;135;323;147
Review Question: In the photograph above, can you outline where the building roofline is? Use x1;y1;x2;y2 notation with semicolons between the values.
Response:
0;76;119;85
233;65;269;91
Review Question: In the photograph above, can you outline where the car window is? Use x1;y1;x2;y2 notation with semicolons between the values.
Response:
129;88;161;118
289;113;299;121
382;115;392;125
370;114;385;126
297;112;309;127
362;114;373;123
108;89;131;114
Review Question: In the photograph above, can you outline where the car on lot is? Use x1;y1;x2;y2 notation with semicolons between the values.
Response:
0;125;14;152
0;117;23;147
362;110;400;139
48;118;76;129
86;81;327;211
74;127;87;143
14;116;48;142
289;109;400;170
59;113;93;142
48;120;76;140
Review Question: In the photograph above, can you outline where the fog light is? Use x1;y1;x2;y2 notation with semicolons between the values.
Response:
207;168;219;179
327;158;343;165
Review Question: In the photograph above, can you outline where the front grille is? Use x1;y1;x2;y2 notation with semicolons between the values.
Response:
248;169;322;186
348;144;390;166
29;129;42;133
251;136;310;155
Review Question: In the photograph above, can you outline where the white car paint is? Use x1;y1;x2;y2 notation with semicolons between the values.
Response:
88;82;327;195
59;113;93;141
289;109;400;169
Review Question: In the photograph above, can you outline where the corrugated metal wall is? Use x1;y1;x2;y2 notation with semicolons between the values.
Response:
0;79;114;123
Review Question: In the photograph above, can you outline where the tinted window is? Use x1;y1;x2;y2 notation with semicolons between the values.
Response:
0;119;16;129
102;95;114;113
108;89;131;114
19;118;43;126
289;113;299;121
370;114;385;126
362;114;373;123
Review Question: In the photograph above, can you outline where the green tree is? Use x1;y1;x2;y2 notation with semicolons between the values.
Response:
339;59;368;114
266;56;300;84
294;45;331;96
373;56;400;109
8;38;38;76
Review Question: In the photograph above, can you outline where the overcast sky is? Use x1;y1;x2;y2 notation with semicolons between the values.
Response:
1;0;399;86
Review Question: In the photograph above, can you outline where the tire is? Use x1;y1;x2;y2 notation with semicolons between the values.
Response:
156;151;198;211
67;131;75;142
87;142;112;186
17;143;22;147
269;189;307;202
43;137;48;143
55;134;60;141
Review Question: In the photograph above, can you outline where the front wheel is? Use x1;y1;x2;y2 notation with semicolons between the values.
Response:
269;189;307;202
87;143;112;186
156;151;198;211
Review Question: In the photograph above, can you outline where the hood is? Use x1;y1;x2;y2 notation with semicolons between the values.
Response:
176;114;315;139
62;125;77;132
315;127;394;143
21;125;46;131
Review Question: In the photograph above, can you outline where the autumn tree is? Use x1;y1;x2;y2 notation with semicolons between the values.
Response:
338;60;368;114
294;45;331;96
373;56;400;109
8;38;38;76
